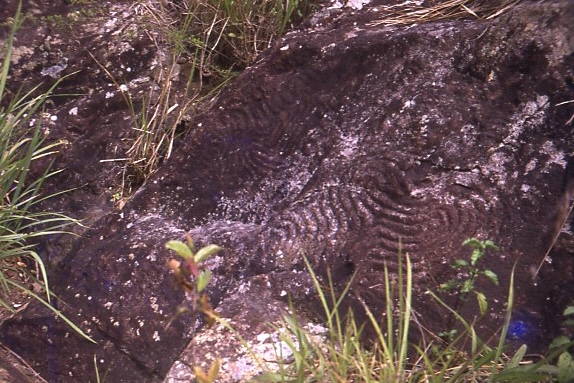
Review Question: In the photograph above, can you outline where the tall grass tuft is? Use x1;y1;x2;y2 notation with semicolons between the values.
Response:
100;0;308;203
154;0;304;72
256;247;543;382
0;2;93;342
256;252;415;382
369;0;520;27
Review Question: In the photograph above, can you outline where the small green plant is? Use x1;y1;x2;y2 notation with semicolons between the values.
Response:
493;305;574;383
165;234;222;326
438;238;499;341
0;1;93;342
165;234;223;380
542;308;574;383
254;242;523;383
540;305;574;383
99;0;311;201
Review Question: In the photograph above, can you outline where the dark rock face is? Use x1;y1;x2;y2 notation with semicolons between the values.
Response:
1;1;573;382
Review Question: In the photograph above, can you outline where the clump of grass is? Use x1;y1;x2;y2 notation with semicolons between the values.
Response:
150;0;304;72
369;0;521;27
259;253;416;382
254;241;563;383
0;2;93;342
101;0;308;203
91;46;189;204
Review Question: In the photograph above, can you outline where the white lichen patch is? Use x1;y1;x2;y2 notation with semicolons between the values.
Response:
165;313;329;383
149;296;162;314
103;17;118;33
485;95;554;188
501;95;549;149
400;99;416;113
486;151;511;187
540;140;566;172
524;158;538;174
338;134;359;158
10;45;34;65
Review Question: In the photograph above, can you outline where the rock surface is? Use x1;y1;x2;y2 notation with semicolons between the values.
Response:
0;0;573;382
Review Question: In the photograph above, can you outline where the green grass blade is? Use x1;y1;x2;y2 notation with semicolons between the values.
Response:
490;263;516;380
0;2;22;101
6;279;95;344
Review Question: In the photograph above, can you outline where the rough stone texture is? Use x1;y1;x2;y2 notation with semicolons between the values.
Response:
0;1;186;381
0;0;573;382
164;274;326;383
1;0;188;242
163;2;574;380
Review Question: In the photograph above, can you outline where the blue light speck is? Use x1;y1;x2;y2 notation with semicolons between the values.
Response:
508;319;529;339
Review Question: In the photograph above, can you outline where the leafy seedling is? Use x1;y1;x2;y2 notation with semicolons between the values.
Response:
439;238;499;341
165;234;222;328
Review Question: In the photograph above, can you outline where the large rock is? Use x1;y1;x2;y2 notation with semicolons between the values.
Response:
1;1;573;382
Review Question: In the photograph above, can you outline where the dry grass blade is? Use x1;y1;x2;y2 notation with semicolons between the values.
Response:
102;0;306;203
369;0;521;27
533;187;574;278
125;64;179;182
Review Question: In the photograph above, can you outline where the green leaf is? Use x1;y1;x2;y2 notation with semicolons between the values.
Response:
194;244;222;264
493;368;551;382
505;344;528;369
484;240;499;251
475;291;488;315
461;279;474;294
166;240;193;259
452;259;468;268
564;306;574;317
462;238;478;247
557;352;574;383
439;280;458;291
482;269;499;286
550;335;571;350
470;247;481;266
196;270;212;293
